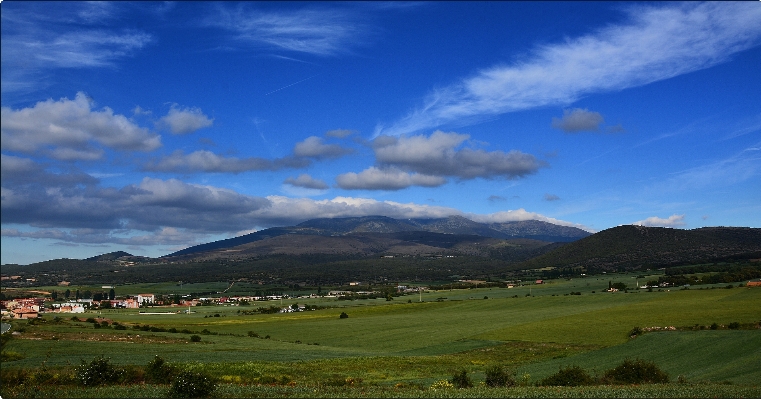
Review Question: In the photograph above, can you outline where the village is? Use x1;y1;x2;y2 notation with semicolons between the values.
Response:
0;283;432;320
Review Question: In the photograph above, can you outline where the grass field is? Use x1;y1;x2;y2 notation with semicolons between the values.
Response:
2;275;760;397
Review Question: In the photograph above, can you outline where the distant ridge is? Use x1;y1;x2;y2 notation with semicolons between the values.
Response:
516;225;761;271
166;216;591;258
86;251;133;261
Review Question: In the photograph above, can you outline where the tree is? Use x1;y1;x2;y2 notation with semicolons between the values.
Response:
51;290;58;300
108;289;115;300
65;289;71;299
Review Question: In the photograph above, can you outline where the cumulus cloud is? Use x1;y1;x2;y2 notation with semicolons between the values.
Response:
373;131;545;180
158;105;214;134
1;176;271;232
284;174;328;190
632;214;686;228
293;136;354;159
544;193;561;201
207;5;366;56
551;108;604;133
375;3;761;136
144;150;310;173
325;129;355;138
1;154;98;187
0;92;161;160
335;167;446;191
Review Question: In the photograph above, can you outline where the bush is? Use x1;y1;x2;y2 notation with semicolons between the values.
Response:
75;356;123;386
190;335;202;342
603;359;669;384
450;369;473;388
484;365;515;387
146;355;175;384
166;370;217;398
247;331;260;338
339;312;349;319
540;365;595;386
728;321;740;330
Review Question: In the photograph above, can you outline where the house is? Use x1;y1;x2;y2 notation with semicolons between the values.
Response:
136;294;155;304
747;281;761;287
535;280;544;284
12;307;39;319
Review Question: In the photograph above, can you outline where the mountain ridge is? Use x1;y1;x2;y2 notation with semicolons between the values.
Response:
166;216;590;258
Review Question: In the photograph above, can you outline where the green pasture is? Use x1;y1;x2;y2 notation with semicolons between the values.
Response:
519;330;761;384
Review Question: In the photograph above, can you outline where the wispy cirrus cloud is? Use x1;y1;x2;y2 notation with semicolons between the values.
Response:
375;2;761;137
1;2;152;94
207;4;367;56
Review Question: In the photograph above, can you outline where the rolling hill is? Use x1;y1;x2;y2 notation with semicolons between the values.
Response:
515;225;761;271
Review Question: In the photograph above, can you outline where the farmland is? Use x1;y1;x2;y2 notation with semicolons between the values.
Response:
2;273;760;397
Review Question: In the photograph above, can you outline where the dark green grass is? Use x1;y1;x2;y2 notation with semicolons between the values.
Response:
518;330;761;385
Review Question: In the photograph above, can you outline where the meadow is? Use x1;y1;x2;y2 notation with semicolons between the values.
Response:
2;273;760;397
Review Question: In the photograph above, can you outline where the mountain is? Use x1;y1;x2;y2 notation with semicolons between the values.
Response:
515;225;761;271
86;251;134;261
166;216;591;258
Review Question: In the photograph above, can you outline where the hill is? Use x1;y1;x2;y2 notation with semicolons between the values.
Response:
516;225;761;272
167;215;590;258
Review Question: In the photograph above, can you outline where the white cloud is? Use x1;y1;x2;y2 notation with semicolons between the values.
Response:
468;209;592;231
144;150;310;173
336;167;445;191
293;136;354;159
551;108;604;133
373;131;545;180
284;174;329;190
0;92;161;160
158;105;214;134
376;2;761;136
208;5;365;56
632;214;686;228
1;3;152;93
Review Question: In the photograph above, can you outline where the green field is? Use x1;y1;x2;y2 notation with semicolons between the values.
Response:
2;276;760;397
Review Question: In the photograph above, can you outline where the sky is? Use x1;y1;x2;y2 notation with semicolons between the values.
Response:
1;2;760;265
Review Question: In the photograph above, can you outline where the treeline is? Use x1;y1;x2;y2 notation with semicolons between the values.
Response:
659;266;761;286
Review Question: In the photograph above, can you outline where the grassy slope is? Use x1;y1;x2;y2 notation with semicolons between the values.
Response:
519;330;761;384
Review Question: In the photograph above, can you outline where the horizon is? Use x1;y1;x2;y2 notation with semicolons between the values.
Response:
4;215;756;266
2;2;760;265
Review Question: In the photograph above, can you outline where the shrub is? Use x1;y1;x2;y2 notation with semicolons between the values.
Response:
629;326;644;338
114;324;127;330
146;355;175;384
603;359;669;384
484;365;515;387
247;331;260;338
710;322;719;330
166;370;217;398
450;369;473;388
75;356;123;386
168;327;178;333
85;318;97;323
539;365;595;386
728;322;740;330
339;312;349;319
190;335;202;342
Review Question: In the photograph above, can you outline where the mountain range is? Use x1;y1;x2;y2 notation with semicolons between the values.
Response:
166;215;590;259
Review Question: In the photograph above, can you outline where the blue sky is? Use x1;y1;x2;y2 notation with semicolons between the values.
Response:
2;1;760;265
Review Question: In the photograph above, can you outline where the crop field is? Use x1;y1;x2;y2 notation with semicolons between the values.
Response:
2;275;760;397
